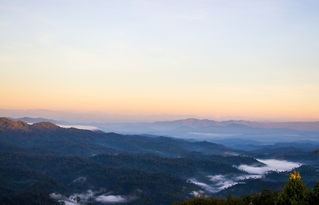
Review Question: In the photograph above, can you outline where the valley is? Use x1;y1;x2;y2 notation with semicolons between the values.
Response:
0;117;318;204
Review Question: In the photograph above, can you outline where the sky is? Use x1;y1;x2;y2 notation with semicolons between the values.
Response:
1;0;319;122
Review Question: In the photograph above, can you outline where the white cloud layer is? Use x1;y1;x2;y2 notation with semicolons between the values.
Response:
237;159;302;175
95;195;129;203
58;124;99;131
50;190;135;204
188;158;302;194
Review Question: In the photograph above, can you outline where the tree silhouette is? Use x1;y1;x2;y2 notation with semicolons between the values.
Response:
277;171;308;205
176;171;319;205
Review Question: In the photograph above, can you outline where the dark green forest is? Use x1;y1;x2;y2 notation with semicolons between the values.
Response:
1;118;319;205
176;171;319;205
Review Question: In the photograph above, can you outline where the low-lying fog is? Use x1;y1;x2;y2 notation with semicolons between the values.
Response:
188;158;302;195
50;190;135;205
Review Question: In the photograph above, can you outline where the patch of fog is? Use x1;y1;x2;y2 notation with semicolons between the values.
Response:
235;174;262;180
188;176;242;193
96;195;132;203
188;158;302;194
223;152;239;156
188;173;263;194
237;159;302;175
50;190;135;204
58;124;99;131
208;175;242;191
50;193;64;200
25;122;99;131
190;190;205;197
71;176;86;184
187;178;215;193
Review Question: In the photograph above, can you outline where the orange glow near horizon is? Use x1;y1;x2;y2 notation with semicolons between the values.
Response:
1;0;319;122
1;81;318;121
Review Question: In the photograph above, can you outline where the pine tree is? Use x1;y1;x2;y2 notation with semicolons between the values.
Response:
277;171;308;205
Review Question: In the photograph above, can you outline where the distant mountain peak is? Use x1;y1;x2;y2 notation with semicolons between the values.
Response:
180;118;213;123
31;122;60;129
16;117;63;124
0;117;29;131
0;117;60;131
154;118;216;128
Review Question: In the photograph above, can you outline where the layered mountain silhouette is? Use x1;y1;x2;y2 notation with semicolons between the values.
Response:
91;118;319;146
0;117;255;205
0;117;319;205
0;117;232;157
155;118;319;132
0;117;59;131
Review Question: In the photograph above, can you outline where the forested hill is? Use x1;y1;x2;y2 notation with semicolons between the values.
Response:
1;117;319;205
176;172;319;205
0;117;233;157
0;117;249;205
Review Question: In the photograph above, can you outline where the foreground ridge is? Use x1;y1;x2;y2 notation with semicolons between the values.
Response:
176;171;319;205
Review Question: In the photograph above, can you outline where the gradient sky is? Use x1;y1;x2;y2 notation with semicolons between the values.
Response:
1;0;319;122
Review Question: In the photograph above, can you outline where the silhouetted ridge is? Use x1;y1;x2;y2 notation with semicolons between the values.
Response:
0;117;29;131
154;118;217;127
0;117;234;157
0;117;60;132
16;117;62;124
31;122;60;130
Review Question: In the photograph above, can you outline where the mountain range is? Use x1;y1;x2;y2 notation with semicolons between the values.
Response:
80;118;319;149
1;117;319;205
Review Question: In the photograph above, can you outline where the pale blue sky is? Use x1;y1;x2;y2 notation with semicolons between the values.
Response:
1;0;319;121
